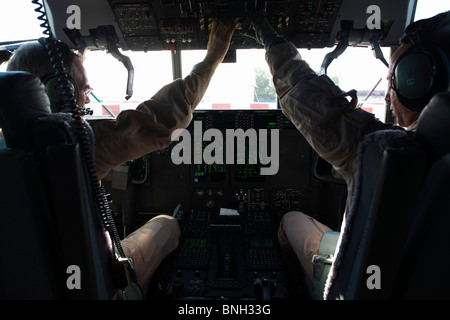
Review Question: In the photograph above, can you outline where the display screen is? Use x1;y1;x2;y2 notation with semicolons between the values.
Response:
183;237;207;249
249;238;274;249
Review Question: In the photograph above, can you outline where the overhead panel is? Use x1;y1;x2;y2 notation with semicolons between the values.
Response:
44;0;417;51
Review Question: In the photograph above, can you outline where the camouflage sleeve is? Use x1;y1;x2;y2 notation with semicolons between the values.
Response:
90;60;214;179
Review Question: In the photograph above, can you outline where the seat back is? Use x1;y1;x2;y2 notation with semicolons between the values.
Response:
0;148;62;299
325;129;427;299
0;71;117;299
393;92;450;299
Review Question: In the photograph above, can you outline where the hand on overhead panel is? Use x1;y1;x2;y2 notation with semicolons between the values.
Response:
250;18;285;51
205;19;236;69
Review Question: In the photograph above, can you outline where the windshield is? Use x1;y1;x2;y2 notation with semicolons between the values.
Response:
66;45;390;120
183;49;276;110
82;50;173;116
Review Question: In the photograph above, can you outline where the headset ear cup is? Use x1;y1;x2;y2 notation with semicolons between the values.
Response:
394;53;435;99
43;74;78;113
392;46;450;112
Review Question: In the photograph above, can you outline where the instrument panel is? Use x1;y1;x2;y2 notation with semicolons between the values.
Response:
131;110;319;216
109;0;342;50
103;109;347;299
44;0;417;51
165;210;289;299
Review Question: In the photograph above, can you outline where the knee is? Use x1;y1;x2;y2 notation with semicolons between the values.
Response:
159;215;181;234
279;211;307;233
150;214;180;229
278;211;311;248
151;214;181;244
282;211;308;222
279;211;302;245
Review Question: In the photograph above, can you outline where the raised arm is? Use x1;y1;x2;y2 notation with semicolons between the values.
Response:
251;18;393;183
92;20;235;179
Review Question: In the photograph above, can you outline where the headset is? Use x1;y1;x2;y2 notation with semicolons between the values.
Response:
391;45;450;112
390;11;450;113
38;37;79;113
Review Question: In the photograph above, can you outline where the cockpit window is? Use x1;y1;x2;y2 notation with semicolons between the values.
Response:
181;46;391;122
82;50;173;117
300;46;392;122
80;49;278;116
82;46;392;120
182;49;277;110
0;1;42;43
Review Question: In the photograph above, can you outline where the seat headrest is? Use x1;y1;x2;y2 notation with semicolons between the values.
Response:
416;92;450;158
0;71;51;150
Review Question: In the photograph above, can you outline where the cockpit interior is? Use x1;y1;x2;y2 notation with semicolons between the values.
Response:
0;0;449;306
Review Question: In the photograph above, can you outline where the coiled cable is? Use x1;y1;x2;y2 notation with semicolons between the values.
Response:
31;0;51;36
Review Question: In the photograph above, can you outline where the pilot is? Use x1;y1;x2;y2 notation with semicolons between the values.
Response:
251;11;450;298
7;19;235;296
